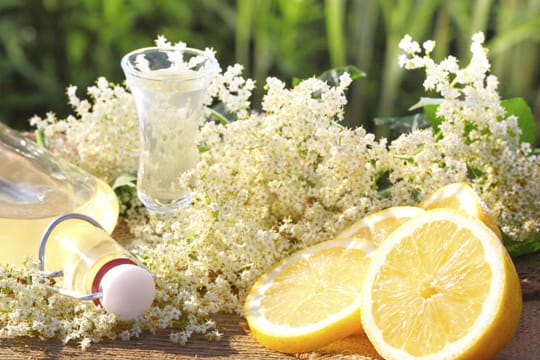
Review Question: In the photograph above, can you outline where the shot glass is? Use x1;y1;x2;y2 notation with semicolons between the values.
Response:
121;46;219;214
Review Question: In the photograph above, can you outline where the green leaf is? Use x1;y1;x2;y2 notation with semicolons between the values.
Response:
207;106;231;125
373;113;430;140
466;165;485;180
503;231;540;258
488;17;540;56
375;169;392;196
324;0;346;67
292;66;365;88
198;143;210;153
67;31;88;65
500;97;536;146
318;66;366;86
112;173;137;190
34;129;48;148
413;97;537;146
291;77;302;87
423;104;443;130
408;97;443;131
409;97;443;111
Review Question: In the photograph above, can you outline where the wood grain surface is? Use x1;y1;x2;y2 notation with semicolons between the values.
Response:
0;251;538;359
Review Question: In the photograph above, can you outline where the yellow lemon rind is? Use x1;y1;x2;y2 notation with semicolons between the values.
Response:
244;238;374;354
334;206;425;246
419;182;502;240
361;209;521;360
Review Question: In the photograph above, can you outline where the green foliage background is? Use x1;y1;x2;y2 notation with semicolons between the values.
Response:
1;0;539;143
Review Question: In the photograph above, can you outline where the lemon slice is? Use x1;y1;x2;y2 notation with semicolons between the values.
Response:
419;182;502;239
361;209;522;360
335;206;425;246
244;238;374;354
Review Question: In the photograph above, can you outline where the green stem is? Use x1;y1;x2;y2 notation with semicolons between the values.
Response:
433;4;451;62
253;0;273;107
207;108;230;125
235;0;253;69
324;0;346;67
470;0;493;35
34;129;47;148
377;35;402;121
347;0;379;129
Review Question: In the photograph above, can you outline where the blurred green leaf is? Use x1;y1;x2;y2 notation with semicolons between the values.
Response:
409;97;444;131
409;97;443;111
504;231;540;258
501;97;537;146
67;31;87;65
292;66;365;88
235;0;253;68
112;173;137;190
34;129;47;148
1;0;540;141
207;105;232;125
318;66;366;86
423;105;443;131
0;0;21;10
489;17;540;55
466;165;485;180
324;0;346;67
373;113;430;140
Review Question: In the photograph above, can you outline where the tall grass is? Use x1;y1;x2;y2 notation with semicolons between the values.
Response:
376;0;441;124
233;0;540;134
235;0;253;70
1;0;539;140
0;0;237;128
324;0;346;68
338;0;539;136
346;0;380;129
234;0;326;105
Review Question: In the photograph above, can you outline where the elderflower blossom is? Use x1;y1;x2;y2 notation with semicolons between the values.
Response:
29;78;140;183
207;64;256;119
4;34;540;349
124;73;393;345
155;34;186;50
399;32;540;240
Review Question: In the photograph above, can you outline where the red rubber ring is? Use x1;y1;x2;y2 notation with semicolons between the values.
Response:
91;258;137;306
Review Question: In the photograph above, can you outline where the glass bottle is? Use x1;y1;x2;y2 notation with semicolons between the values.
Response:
0;123;155;320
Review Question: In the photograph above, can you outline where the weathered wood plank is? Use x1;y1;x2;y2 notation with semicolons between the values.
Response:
0;253;538;359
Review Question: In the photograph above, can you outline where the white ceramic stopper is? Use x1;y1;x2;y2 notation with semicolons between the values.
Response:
99;264;156;321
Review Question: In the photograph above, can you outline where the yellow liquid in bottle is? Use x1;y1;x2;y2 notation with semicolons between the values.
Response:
0;125;154;319
0;179;119;266
0;135;119;266
43;218;134;295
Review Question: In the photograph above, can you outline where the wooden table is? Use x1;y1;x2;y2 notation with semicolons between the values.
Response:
1;253;539;359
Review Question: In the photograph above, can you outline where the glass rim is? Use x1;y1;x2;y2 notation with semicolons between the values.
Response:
120;46;220;81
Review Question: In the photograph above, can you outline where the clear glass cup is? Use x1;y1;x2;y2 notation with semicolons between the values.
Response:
121;46;219;214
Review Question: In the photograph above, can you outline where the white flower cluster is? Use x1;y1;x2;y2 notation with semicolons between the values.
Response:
399;32;540;240
126;72;388;337
207;64;256;119
0;262;120;350
29;77;140;183
4;33;539;348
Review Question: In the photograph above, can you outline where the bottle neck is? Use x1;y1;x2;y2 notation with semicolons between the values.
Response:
91;258;137;306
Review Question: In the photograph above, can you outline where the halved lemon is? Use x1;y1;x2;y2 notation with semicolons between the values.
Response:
244;237;374;354
361;209;522;360
419;182;502;239
334;206;425;246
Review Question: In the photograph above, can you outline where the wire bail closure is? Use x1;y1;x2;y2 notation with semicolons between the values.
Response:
38;213;105;301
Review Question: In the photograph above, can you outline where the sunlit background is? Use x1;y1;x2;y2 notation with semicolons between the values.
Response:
1;0;539;143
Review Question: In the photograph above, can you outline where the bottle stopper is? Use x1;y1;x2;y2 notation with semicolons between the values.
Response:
99;263;156;321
